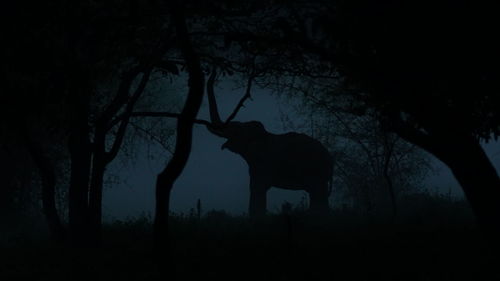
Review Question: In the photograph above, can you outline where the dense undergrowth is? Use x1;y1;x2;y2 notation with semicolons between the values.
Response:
1;192;498;281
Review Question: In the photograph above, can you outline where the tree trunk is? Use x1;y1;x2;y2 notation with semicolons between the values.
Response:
68;88;92;247
68;132;91;246
154;2;205;251
438;139;500;239
154;172;173;249
88;140;106;246
23;133;65;242
397;125;500;241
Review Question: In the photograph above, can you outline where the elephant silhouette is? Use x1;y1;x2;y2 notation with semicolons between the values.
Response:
205;71;333;216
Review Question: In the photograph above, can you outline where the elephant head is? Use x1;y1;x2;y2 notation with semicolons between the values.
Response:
218;121;267;153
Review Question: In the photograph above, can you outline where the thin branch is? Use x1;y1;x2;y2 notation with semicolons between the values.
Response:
225;74;255;123
99;66;144;125
102;59;180;131
130;111;212;127
387;112;441;156
128;121;174;155
105;69;152;163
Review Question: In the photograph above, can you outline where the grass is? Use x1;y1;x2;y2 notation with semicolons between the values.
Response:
1;193;498;281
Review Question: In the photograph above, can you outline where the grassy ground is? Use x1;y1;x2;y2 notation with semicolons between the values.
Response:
1;194;498;281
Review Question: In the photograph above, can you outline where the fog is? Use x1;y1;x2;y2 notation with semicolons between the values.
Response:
103;86;500;221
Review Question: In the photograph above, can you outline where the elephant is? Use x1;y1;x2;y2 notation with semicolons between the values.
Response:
205;71;333;217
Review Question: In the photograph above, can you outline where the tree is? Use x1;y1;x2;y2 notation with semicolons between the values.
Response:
304;0;500;237
2;0;180;245
153;2;205;250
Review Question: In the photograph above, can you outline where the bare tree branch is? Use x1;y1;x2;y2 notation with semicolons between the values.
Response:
105;69;152;163
225;74;255;123
128;121;174;155
99;65;145;126
130;111;212;127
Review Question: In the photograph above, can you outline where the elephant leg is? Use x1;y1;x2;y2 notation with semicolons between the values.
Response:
249;177;268;217
308;182;330;212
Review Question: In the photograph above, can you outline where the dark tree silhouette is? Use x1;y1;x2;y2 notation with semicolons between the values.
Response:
3;0;178;246
20;126;65;241
153;2;205;249
310;1;500;238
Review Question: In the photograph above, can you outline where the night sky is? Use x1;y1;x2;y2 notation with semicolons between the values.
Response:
103;83;500;221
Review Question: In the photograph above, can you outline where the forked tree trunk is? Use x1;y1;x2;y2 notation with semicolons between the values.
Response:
86;68;151;247
154;2;205;250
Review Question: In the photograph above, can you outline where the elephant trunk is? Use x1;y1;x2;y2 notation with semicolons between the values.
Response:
207;69;223;125
206;69;228;137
